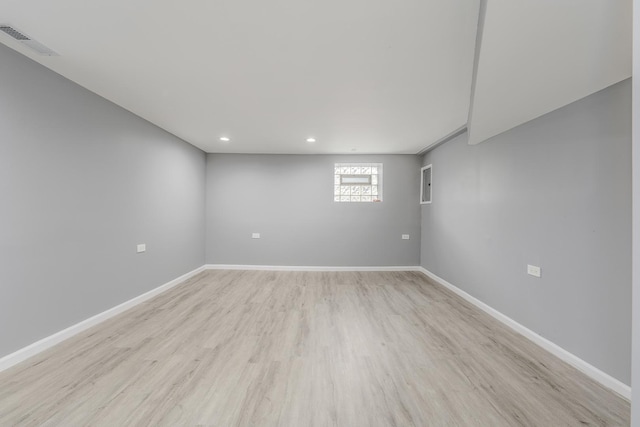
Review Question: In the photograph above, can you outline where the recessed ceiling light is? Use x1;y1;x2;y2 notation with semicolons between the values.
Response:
306;137;316;143
219;137;230;142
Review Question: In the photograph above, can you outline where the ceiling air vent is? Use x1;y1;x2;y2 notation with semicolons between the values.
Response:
0;25;58;56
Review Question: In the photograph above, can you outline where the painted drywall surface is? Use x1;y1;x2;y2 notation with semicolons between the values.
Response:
0;44;206;358
632;0;639;421
421;80;631;384
206;154;421;266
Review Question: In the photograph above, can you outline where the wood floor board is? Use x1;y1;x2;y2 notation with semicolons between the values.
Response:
0;270;630;426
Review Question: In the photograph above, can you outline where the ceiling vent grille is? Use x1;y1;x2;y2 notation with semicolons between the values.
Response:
0;25;29;40
0;25;58;56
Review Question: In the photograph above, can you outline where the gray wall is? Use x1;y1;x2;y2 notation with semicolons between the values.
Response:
206;154;421;266
632;0;639;420
0;44;206;358
421;79;631;384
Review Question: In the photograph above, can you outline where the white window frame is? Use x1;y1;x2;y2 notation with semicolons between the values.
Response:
334;163;383;203
420;164;432;204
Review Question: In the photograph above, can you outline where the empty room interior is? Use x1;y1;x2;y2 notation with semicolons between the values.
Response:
1;0;639;426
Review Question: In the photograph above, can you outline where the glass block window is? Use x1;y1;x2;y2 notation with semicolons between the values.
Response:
334;163;383;202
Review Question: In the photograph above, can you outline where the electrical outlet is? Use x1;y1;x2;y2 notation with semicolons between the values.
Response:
137;244;146;253
527;264;541;278
252;233;261;239
402;234;410;240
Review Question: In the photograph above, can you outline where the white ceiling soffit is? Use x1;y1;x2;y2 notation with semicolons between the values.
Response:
0;0;480;154
467;0;632;146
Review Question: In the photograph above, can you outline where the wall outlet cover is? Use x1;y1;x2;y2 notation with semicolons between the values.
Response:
137;244;146;253
402;234;410;240
251;233;261;239
527;264;541;278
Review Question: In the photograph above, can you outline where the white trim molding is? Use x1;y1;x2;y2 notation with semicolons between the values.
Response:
0;265;206;374
418;267;631;400
205;264;423;272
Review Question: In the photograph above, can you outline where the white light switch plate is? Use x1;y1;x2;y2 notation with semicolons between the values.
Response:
402;234;410;240
527;264;541;278
252;233;261;239
137;244;146;253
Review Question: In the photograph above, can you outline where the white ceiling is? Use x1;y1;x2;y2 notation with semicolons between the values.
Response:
0;1;632;153
468;0;632;145
0;0;479;154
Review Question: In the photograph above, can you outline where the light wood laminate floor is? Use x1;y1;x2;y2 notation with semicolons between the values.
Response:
0;270;630;426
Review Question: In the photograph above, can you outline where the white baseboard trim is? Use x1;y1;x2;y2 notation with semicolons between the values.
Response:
418;267;631;400
0;265;206;374
204;264;423;272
